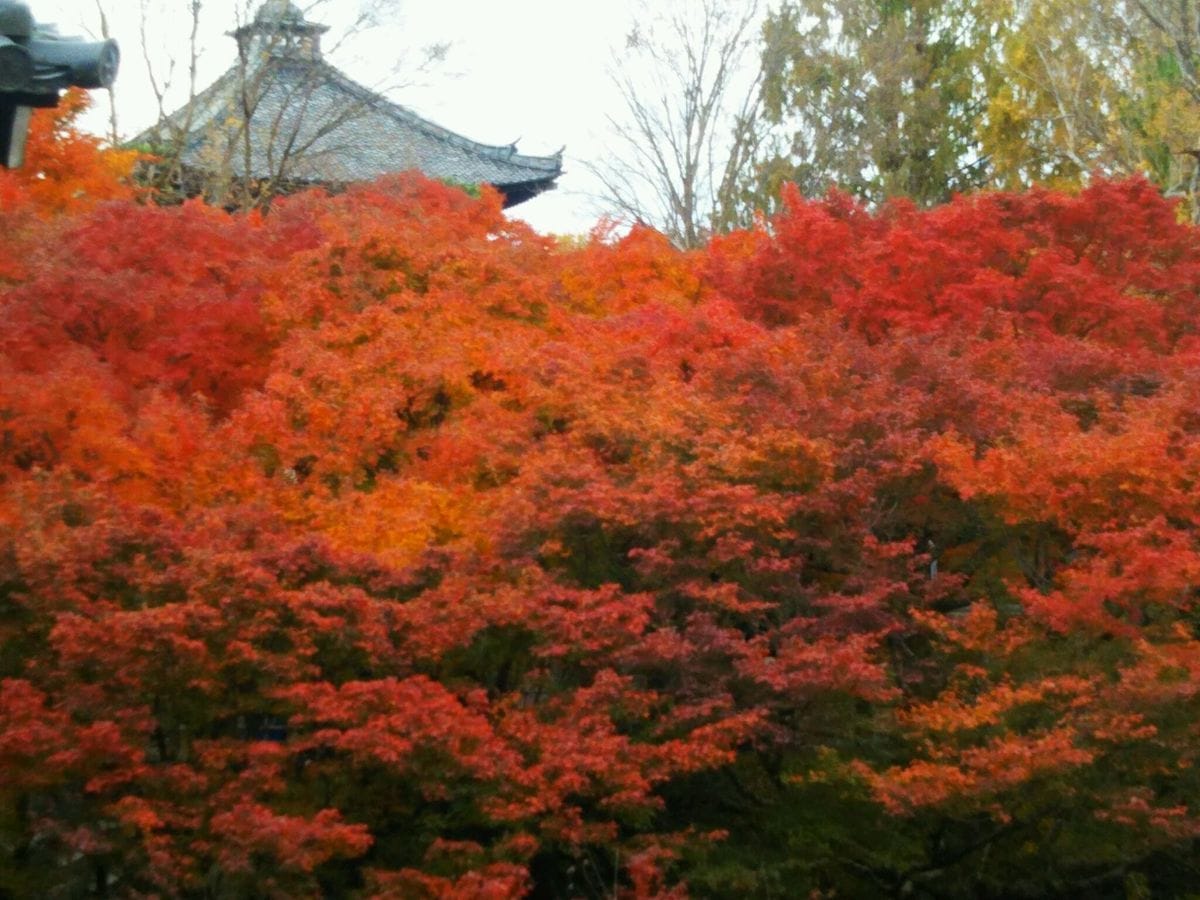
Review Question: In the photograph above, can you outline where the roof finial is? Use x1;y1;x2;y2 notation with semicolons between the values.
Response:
258;0;301;23
233;0;328;61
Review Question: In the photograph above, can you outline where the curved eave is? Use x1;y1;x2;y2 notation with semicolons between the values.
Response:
496;176;559;209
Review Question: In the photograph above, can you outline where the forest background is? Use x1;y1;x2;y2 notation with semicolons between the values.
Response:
598;0;1200;245
4;1;1200;898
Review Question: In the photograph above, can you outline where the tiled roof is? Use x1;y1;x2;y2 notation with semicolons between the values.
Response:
136;1;562;207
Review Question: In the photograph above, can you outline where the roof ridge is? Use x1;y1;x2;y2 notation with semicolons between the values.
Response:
317;65;563;173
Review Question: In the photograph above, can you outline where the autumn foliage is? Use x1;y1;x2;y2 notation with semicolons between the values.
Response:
4;110;1200;898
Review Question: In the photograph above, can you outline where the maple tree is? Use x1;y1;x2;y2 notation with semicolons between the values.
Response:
0;90;138;215
3;112;1200;897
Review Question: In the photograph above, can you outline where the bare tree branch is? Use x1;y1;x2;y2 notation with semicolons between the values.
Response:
588;0;766;249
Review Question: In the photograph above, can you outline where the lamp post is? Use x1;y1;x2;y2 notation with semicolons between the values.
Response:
0;1;118;168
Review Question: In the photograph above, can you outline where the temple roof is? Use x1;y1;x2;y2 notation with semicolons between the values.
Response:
137;0;562;207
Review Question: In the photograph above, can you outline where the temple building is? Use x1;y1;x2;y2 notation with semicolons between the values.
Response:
136;0;563;207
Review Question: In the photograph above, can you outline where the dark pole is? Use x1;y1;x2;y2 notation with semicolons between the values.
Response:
0;99;30;167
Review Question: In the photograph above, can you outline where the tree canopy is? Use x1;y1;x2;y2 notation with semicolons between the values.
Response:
752;0;1200;219
4;97;1200;898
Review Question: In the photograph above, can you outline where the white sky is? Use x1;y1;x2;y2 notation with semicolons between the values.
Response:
32;0;648;235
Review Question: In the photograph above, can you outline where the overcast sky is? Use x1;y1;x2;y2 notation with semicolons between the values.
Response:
33;0;649;235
